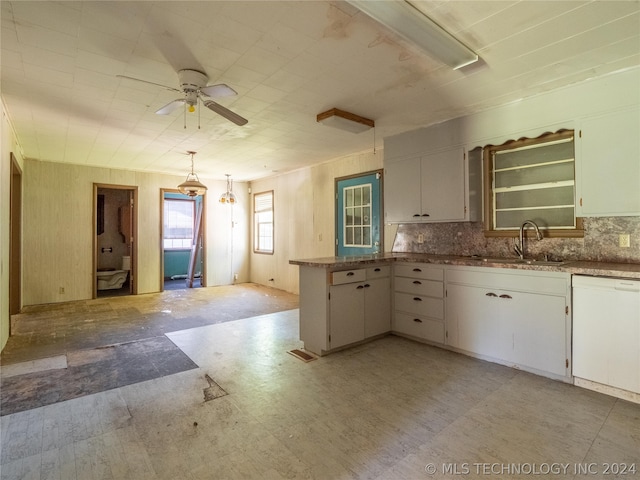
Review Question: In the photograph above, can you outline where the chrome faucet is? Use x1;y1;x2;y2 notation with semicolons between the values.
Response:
514;220;543;260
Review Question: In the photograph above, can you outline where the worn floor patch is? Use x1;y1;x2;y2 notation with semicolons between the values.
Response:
0;355;68;379
203;374;228;402
1;337;197;416
287;349;317;363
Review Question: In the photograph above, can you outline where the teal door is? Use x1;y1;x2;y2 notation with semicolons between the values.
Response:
336;171;382;256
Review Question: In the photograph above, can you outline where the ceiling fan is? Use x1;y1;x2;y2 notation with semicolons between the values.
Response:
117;69;248;126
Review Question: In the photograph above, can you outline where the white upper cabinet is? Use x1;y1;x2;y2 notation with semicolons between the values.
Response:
577;106;640;216
384;146;479;223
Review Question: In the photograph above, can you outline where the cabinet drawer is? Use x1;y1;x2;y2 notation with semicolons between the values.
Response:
394;263;443;281
331;269;366;285
394;292;444;319
446;268;569;295
394;312;445;344
395;277;443;297
366;265;391;279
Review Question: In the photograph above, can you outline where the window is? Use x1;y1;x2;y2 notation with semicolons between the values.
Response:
484;130;583;236
254;191;274;254
163;199;195;249
343;184;372;247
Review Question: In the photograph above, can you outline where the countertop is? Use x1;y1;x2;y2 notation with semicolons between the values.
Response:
289;253;640;280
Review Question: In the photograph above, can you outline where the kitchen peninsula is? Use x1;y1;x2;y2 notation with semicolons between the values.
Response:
290;254;640;401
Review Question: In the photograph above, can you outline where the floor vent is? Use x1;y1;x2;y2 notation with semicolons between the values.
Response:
287;349;317;363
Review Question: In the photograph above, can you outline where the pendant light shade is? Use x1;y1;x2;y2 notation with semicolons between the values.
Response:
219;174;237;204
178;151;207;197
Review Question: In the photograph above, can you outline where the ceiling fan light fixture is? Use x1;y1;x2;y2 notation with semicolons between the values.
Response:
219;174;237;204
316;108;374;134
178;151;207;197
346;0;478;69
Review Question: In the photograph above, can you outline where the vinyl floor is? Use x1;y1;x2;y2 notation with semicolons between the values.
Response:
0;283;298;415
1;285;638;479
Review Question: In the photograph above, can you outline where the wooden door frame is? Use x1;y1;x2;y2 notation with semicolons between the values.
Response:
9;153;22;322
93;184;138;298
159;189;207;291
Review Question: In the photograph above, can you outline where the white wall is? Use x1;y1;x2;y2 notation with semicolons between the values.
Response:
1;102;24;350
22;160;248;306
249;150;384;294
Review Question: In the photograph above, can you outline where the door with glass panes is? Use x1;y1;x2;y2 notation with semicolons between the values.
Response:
336;171;382;256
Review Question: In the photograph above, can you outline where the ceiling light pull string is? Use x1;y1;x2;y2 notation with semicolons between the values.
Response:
198;96;201;130
183;101;187;129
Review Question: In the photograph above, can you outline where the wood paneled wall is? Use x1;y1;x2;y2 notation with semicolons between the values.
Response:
21;162;247;306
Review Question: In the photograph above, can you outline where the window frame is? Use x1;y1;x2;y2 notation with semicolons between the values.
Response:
483;130;584;238
163;198;196;250
253;190;274;255
342;183;373;248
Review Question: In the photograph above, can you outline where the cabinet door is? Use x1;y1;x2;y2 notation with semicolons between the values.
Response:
384;156;422;223
446;284;499;357
364;277;391;338
499;291;567;377
420;148;466;221
329;283;365;349
578;107;640;216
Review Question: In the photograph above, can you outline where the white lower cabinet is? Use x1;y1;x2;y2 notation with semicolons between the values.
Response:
392;263;445;344
300;262;572;380
299;265;390;355
329;282;366;350
446;267;571;380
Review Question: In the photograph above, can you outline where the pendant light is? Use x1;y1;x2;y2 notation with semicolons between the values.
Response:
177;151;207;197
219;174;237;204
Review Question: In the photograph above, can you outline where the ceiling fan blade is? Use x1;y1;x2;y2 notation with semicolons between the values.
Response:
116;75;180;93
203;100;248;126
200;83;238;98
156;99;185;115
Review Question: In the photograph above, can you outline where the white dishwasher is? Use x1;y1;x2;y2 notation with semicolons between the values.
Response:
572;275;640;395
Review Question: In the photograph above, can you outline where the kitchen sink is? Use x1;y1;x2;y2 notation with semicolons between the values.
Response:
467;256;566;266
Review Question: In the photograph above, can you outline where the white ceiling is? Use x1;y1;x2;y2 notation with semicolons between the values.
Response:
2;1;639;181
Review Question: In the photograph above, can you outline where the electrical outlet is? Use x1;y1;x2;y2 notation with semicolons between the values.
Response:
619;234;630;248
59;287;65;294
233;273;238;281
418;233;424;244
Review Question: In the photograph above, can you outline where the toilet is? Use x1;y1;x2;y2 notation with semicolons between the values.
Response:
96;256;130;290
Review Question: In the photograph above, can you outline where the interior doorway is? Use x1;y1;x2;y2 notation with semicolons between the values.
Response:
160;189;206;291
93;184;138;298
9;153;22;324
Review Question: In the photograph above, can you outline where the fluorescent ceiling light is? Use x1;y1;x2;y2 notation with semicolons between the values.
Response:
317;108;374;134
347;0;478;69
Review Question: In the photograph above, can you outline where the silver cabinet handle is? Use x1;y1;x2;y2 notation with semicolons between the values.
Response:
413;280;422;285
413;297;422;302
413;318;423;323
486;292;498;297
347;272;354;276
356;285;364;289
499;294;512;299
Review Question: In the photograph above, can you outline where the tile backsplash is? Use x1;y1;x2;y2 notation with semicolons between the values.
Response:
392;217;640;263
